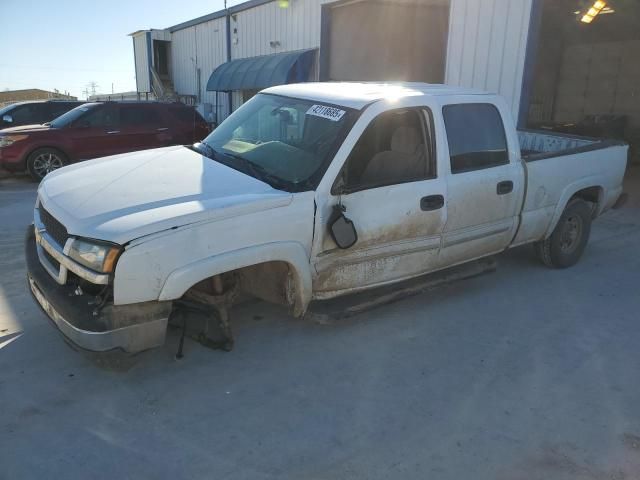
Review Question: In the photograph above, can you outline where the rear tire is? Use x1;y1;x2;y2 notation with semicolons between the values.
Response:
534;199;592;269
27;148;67;182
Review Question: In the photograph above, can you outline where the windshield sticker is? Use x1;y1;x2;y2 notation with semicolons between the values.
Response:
306;104;346;122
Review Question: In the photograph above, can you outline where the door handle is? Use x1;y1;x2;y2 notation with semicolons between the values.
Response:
156;127;169;132
106;130;120;135
420;194;444;211
497;180;513;195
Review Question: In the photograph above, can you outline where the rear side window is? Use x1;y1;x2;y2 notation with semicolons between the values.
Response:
443;103;509;174
11;104;48;124
169;106;203;124
120;105;159;127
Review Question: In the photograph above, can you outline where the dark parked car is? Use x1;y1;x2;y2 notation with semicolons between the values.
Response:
0;100;83;129
0;101;210;180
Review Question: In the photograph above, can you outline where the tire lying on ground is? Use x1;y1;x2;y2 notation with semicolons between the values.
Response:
27;147;68;182
534;198;592;269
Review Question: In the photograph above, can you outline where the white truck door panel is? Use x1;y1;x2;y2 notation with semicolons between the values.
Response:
313;178;447;296
439;101;524;266
312;105;447;297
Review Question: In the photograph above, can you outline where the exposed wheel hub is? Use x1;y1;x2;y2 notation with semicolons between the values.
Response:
559;215;582;253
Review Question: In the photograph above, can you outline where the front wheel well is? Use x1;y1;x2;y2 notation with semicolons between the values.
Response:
184;261;297;311
25;146;69;181
25;145;68;161
24;145;69;170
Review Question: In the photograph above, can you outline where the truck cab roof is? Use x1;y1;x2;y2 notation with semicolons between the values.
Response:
262;82;494;110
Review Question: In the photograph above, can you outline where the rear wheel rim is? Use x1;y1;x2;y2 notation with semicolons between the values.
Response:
32;152;63;178
559;215;583;253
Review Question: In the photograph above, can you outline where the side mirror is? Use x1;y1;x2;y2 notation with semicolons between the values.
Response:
2;115;13;123
329;205;357;249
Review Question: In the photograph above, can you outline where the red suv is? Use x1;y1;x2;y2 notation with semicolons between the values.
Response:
0;101;210;180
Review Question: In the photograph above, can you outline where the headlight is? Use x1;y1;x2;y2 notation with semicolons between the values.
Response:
0;135;28;148
68;238;121;273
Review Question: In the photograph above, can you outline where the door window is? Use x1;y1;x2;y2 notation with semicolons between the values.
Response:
443;103;508;174
120;105;158;127
78;106;117;128
338;108;435;192
10;104;48;124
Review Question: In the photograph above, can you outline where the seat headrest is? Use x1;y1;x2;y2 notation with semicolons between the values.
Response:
391;126;421;154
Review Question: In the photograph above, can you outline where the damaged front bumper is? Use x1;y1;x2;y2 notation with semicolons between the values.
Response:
25;225;172;353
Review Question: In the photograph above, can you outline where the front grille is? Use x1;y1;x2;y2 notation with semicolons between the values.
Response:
42;248;61;271
40;206;68;248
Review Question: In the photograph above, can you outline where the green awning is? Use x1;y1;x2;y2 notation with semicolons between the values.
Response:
206;49;317;92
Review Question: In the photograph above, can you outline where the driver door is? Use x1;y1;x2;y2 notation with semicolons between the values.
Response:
312;106;447;296
69;104;120;160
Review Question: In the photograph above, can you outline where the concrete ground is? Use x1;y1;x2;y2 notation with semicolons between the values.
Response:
1;169;639;480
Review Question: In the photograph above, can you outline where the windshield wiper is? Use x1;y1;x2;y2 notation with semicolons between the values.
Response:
214;148;290;191
192;141;216;159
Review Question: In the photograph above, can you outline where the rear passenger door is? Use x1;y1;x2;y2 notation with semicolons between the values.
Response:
118;104;168;152
439;101;524;266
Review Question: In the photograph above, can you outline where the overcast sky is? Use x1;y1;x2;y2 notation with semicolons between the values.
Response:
0;0;245;100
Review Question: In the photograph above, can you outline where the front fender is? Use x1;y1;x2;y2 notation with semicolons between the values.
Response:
545;177;604;238
158;241;313;316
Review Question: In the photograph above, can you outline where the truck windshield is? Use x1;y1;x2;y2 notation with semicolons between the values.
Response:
49;103;99;128
201;93;356;191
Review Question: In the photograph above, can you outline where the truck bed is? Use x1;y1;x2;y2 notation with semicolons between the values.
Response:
512;129;628;247
518;129;625;161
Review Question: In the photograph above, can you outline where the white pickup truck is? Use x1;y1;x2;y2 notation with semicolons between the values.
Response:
26;83;628;353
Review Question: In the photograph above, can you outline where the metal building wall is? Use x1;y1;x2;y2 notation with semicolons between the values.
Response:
170;28;197;99
445;0;533;120
170;17;230;121
230;0;329;59
138;0;535;121
133;34;150;93
228;0;331;111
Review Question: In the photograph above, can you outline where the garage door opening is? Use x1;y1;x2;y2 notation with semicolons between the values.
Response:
320;0;450;84
526;0;640;163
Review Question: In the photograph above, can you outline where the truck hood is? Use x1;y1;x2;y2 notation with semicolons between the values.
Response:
38;146;293;245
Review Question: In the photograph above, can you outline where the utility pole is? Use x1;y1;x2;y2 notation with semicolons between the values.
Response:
87;81;98;97
82;87;90;100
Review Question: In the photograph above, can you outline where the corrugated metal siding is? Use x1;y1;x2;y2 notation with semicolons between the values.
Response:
230;0;329;59
133;34;150;92
445;0;533;120
170;27;198;98
223;0;332;115
170;18;230;122
195;18;228;107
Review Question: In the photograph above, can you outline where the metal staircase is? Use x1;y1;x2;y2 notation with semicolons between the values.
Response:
150;66;179;101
